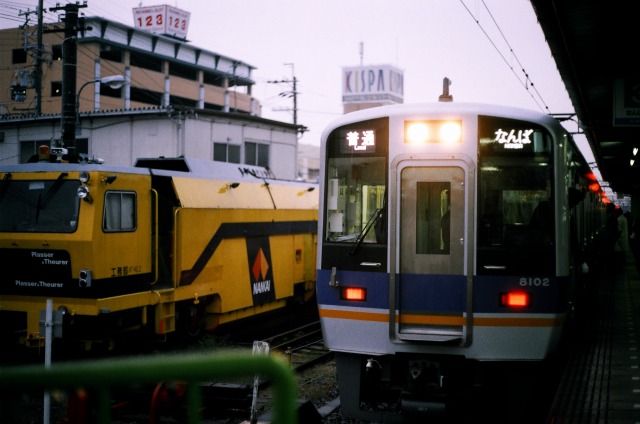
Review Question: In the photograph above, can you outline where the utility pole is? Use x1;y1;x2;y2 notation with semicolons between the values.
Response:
16;5;42;109
47;2;88;148
35;0;43;115
267;63;299;125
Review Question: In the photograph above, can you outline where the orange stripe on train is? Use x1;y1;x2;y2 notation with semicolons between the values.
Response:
318;309;564;327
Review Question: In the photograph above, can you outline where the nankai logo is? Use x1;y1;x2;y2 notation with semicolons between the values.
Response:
246;237;275;304
251;248;271;294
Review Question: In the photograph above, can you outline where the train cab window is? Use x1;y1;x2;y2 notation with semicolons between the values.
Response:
478;116;554;246
323;118;388;245
0;176;80;233
103;191;136;232
325;158;386;243
477;116;555;274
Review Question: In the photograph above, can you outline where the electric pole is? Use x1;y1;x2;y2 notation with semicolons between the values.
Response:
267;63;299;125
35;0;43;115
47;2;88;148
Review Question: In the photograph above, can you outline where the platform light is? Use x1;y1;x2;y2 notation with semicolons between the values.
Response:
584;172;598;182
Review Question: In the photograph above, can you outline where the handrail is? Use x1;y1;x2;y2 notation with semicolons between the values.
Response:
0;351;297;424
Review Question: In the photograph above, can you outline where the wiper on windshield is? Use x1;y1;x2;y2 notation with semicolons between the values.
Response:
349;207;383;255
35;172;68;222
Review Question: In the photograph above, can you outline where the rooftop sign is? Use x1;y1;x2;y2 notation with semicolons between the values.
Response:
342;65;404;104
133;5;190;40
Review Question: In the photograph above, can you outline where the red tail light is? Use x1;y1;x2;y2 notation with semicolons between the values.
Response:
500;291;530;308
341;287;367;302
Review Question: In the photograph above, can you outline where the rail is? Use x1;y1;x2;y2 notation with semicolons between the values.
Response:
0;351;298;424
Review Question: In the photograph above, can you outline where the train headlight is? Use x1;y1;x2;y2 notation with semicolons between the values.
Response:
79;171;90;183
77;186;93;203
406;122;430;144
79;269;92;288
439;122;462;143
405;120;462;144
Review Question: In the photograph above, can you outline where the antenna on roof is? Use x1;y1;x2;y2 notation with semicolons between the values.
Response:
439;77;453;102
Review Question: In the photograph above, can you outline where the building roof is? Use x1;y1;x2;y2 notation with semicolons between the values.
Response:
75;16;255;87
530;0;640;196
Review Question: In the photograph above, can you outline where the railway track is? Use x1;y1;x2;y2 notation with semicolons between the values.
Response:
113;318;337;423
6;306;339;424
261;320;333;374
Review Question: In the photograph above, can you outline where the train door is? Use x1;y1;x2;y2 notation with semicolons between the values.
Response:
393;161;470;343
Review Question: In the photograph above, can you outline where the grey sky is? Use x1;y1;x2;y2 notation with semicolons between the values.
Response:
1;0;592;165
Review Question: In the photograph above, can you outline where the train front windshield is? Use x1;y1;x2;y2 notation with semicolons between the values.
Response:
324;119;388;245
477;116;555;274
0;175;80;233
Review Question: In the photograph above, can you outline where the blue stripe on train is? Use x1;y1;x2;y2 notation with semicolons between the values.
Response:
316;269;570;314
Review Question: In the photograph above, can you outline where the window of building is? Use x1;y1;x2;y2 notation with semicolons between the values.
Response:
130;87;162;105
169;95;197;108
169;61;197;80
20;140;41;163
52;45;62;61
51;81;62;97
203;102;224;112
203;71;224;88
75;138;88;158
245;141;269;168
130;51;162;72
214;142;240;163
12;48;27;64
100;84;122;99
100;45;123;63
103;191;136;232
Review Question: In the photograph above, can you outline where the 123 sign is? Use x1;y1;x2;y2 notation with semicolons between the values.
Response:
133;5;190;39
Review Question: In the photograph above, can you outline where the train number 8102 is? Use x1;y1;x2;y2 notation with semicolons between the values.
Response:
519;277;550;287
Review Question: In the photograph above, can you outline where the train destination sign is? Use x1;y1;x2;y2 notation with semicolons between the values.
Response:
340;129;376;153
495;128;533;150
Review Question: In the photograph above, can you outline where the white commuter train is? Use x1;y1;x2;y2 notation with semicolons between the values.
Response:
316;101;605;422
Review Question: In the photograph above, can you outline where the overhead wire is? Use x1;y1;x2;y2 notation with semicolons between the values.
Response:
459;0;551;114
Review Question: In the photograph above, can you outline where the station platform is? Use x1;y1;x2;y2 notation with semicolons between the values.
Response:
548;247;640;423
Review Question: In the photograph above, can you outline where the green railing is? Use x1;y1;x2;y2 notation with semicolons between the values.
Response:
0;351;297;424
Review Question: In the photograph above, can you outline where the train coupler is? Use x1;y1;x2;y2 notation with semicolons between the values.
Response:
407;359;444;391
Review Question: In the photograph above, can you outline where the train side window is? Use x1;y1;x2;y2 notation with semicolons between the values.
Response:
103;191;136;232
